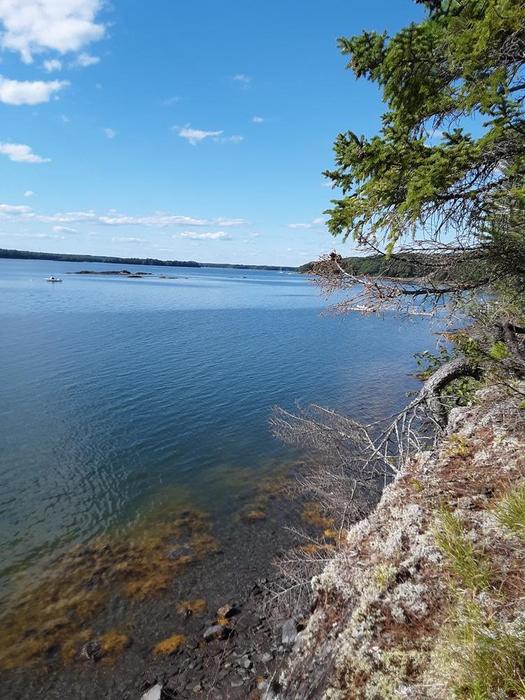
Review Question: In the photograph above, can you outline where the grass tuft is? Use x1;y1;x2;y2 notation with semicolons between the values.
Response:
438;599;525;699
495;485;525;539
435;509;491;592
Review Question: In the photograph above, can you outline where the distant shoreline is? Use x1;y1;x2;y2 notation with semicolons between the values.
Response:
0;248;298;272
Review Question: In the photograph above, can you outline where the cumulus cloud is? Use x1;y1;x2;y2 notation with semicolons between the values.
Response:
288;217;325;229
0;0;106;63
74;52;99;67
252;115;264;123
177;231;232;241
0;76;68;104
104;127;117;139
52;225;76;234
43;58;62;72
0;142;50;163
0;204;248;228
24;190;34;197
112;236;146;243
177;126;223;145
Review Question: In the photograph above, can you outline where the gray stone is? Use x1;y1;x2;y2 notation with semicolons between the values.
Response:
203;624;226;641
141;684;162;700
259;652;273;664
281;618;298;646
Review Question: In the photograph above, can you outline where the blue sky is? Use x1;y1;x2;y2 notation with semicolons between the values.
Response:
0;1;422;266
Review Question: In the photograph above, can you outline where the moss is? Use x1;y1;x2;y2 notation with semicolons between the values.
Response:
445;434;472;458
152;634;185;655
99;631;131;663
302;502;335;530
239;508;267;523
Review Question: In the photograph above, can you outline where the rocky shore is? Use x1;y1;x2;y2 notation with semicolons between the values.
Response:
270;385;525;699
139;579;301;700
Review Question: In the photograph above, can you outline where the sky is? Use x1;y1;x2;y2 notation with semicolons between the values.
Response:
0;0;423;266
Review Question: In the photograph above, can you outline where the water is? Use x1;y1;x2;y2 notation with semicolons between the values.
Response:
0;258;439;696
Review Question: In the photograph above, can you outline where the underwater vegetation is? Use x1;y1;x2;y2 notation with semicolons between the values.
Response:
152;634;186;656
0;508;219;671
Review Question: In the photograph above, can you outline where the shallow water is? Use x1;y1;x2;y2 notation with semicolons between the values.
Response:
0;259;439;697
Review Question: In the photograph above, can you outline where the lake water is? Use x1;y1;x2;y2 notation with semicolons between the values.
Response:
0;258;439;697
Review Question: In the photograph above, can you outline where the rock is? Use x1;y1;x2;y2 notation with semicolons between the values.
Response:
192;682;203;693
241;655;252;669
141;684;162;700
167;544;193;560
203;624;227;641
230;677;244;688
281;619;298;647
217;603;239;619
259;652;273;664
80;640;102;662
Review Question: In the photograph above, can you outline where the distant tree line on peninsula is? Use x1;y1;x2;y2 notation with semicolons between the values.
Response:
299;251;488;281
0;248;297;272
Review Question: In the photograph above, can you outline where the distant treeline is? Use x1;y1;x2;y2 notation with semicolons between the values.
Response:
0;249;297;272
298;252;484;281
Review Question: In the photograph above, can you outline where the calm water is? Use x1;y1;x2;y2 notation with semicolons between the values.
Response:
0;258;438;696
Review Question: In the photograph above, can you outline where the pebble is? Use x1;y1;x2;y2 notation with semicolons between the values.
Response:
203;624;226;641
141;684;162;700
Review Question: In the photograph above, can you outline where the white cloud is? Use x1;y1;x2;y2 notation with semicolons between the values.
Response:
162;96;181;106
1;231;64;239
0;75;68;104
233;73;251;87
112;236;146;243
0;142;50;163
252;115;264;123
177;231;232;241
104;127;117;139
178;126;223;145
24;190;34;197
74;52;99;67
52;225;76;234
288;217;325;229
216;217;247;226
214;134;244;144
0;204;249;228
43;58;62;72
0;203;33;214
0;0;106;63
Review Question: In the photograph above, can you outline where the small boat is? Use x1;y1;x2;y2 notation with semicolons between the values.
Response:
46;276;62;283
